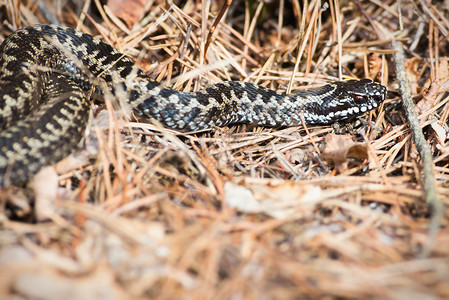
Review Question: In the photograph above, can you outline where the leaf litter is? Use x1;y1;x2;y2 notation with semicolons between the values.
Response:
0;0;449;299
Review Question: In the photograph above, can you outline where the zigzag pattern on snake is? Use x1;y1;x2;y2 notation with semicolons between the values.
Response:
0;24;387;186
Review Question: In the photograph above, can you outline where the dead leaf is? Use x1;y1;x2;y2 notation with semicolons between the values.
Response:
430;122;448;145
288;148;306;164
55;153;89;175
224;181;321;218
31;167;59;222
12;266;128;300
108;0;146;28
0;187;32;218
322;134;368;173
368;52;386;82
418;58;449;115
224;182;259;213
347;144;370;160
405;57;422;95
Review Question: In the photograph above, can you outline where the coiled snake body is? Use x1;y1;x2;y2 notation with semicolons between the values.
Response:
0;24;386;186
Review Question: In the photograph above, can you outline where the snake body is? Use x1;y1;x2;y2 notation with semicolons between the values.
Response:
0;24;387;186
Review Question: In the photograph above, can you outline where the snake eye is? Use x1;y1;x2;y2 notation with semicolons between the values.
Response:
354;95;366;103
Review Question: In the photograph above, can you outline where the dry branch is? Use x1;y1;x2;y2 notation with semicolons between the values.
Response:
392;40;443;257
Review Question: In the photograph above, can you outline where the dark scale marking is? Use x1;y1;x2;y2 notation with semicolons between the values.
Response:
129;89;140;101
104;74;113;83
195;88;218;106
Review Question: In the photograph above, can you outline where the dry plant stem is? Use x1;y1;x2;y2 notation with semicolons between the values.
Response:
392;40;443;256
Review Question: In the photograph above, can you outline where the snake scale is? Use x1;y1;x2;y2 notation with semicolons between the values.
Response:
0;24;387;186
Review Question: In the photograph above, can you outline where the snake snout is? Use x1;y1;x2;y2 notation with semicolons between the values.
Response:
367;82;387;105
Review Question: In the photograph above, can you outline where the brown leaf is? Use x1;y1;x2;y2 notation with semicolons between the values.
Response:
0;187;32;218
404;57;423;95
368;52;387;82
322;134;368;173
12;266;128;300
288;148;306;164
224;181;321;218
108;0;146;28
431;122;448;145
417;57;449;115
30;167;59;222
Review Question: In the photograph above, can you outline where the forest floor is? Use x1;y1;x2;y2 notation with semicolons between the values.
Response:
1;0;449;299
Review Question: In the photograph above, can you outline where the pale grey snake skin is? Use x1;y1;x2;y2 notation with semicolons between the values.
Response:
0;24;387;186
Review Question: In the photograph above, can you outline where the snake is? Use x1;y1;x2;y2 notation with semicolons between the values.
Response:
0;24;387;186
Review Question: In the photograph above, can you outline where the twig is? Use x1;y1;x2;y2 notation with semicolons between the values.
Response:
391;40;443;257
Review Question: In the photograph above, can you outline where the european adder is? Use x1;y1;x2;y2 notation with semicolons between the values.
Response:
0;24;387;186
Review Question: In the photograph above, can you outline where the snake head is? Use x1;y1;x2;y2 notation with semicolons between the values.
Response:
303;79;387;124
342;78;386;107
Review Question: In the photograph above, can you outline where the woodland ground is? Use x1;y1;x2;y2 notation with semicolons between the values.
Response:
1;0;449;299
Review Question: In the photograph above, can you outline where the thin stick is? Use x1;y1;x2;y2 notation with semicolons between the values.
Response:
391;40;443;257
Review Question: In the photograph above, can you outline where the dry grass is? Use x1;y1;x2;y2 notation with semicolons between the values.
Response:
1;0;449;299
